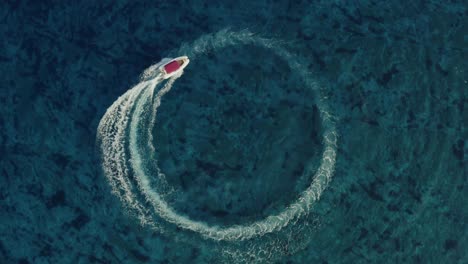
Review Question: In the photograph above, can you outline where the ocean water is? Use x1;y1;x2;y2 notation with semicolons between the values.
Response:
0;1;466;263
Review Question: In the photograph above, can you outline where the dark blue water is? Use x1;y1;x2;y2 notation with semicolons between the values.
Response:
1;1;466;263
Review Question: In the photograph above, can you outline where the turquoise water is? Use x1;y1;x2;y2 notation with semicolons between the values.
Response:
1;1;466;263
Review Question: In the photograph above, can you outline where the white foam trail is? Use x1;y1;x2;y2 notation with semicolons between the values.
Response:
97;80;152;218
97;30;338;243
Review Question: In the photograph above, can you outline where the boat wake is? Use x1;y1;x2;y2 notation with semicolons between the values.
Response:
97;29;338;262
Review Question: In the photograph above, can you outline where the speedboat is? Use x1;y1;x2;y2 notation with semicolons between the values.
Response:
159;56;190;79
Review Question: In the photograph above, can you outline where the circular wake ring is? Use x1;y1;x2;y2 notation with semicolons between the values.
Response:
98;29;338;242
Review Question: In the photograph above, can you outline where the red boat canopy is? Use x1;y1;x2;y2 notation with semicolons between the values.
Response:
164;61;181;74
